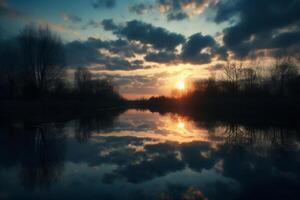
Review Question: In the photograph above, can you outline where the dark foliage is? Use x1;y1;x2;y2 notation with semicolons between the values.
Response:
139;60;300;121
0;25;125;113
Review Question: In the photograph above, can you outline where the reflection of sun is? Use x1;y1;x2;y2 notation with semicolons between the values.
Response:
177;121;185;129
175;80;185;90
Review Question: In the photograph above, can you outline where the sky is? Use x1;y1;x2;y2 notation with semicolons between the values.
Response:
1;0;300;98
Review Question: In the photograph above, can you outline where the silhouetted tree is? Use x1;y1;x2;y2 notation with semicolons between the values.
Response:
223;63;243;96
74;67;92;95
74;67;123;103
271;60;298;96
242;68;257;93
19;25;65;97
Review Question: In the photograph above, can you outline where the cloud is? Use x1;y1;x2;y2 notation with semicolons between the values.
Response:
82;19;102;29
86;37;147;57
101;19;118;31
144;51;178;63
213;0;300;58
103;143;185;183
0;0;21;18
157;0;211;21
115;20;185;50
68;17;227;67
181;33;227;64
167;11;189;21
92;0;116;9
64;38;149;70
129;3;153;15
65;40;105;67
61;13;82;23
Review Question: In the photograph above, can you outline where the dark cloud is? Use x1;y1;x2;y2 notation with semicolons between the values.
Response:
103;143;185;183
0;0;21;18
99;19;229;65
180;142;217;172
181;33;227;64
64;40;104;67
182;33;216;56
144;51;178;63
67;17;228;67
167;11;188;21
115;20;185;50
104;57;145;71
61;13;82;23
101;19;118;31
213;0;300;58
64;38;148;70
86;37;147;57
129;3;153;15
92;0;116;9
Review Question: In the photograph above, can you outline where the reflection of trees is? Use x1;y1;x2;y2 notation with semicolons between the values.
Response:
208;123;300;150
224;124;250;145
20;123;66;190
74;109;125;143
0;122;66;191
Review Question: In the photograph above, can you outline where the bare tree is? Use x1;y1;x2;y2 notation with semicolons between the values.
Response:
271;58;298;96
243;68;257;92
19;25;65;97
223;63;243;96
74;67;117;99
74;67;92;95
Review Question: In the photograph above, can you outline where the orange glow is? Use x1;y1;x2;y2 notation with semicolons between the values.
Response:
175;80;185;90
94;110;213;144
177;121;185;129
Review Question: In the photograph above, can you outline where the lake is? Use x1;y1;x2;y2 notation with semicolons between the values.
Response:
0;109;300;200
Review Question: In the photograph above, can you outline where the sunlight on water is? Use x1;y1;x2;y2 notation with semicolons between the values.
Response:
93;109;211;145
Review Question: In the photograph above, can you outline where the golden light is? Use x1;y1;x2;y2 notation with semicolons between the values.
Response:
175;80;185;90
177;121;185;129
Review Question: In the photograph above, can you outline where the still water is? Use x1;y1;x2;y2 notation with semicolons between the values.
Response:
0;109;300;200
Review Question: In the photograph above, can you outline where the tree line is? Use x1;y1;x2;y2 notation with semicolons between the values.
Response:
183;59;300;118
188;59;300;100
140;58;300;119
0;25;123;103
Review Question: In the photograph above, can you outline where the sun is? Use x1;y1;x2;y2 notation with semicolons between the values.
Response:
175;80;185;90
177;122;185;129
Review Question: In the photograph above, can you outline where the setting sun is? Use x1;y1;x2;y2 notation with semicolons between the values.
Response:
175;80;185;90
177;121;185;129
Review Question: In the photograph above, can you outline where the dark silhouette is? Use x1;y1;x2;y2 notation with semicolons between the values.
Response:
1;25;299;125
19;25;66;98
138;58;300;123
0;122;66;191
0;25;126;118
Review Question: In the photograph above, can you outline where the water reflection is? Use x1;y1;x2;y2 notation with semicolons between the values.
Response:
0;122;66;191
0;110;300;200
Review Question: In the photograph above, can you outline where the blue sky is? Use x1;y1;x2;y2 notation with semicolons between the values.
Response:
2;0;225;41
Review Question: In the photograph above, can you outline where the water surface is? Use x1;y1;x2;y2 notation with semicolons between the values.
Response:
0;110;300;200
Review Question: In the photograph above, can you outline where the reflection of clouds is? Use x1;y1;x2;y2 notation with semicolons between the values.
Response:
64;109;300;188
94;110;211;145
1;110;300;199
